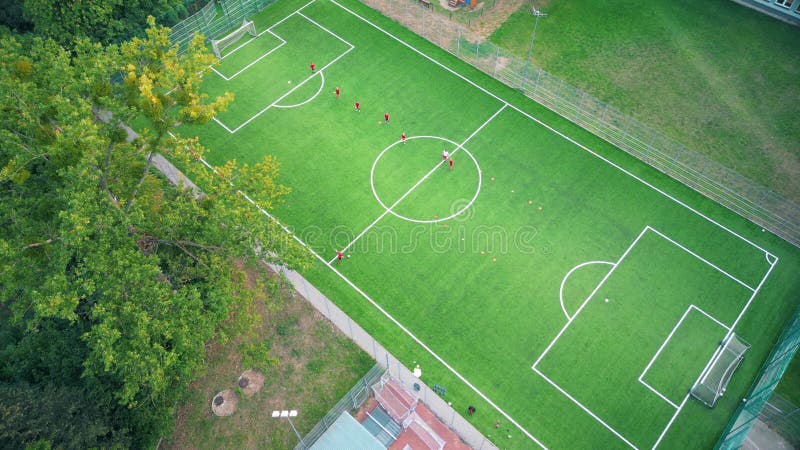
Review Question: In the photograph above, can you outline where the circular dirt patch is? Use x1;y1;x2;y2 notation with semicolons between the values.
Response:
211;389;237;416
238;369;265;396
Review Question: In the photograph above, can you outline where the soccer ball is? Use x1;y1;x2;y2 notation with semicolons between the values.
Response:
347;255;351;258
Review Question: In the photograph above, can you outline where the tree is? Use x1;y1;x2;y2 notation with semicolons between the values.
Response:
0;0;31;32
22;0;192;46
0;18;308;447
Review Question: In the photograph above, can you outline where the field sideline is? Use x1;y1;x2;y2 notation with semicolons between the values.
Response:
180;0;800;448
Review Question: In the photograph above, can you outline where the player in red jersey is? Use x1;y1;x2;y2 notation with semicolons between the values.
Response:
384;112;390;124
355;100;360;111
335;86;340;98
449;158;454;170
336;251;343;261
401;132;406;143
310;62;315;72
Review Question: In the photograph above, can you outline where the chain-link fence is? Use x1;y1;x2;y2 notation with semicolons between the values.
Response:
359;0;800;247
295;363;386;449
757;392;800;447
715;306;800;449
267;264;499;450
168;0;276;53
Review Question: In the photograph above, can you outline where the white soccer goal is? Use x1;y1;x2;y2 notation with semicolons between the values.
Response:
690;333;750;408
210;20;257;58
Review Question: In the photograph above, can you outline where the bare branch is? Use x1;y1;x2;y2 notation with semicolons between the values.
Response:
23;237;62;249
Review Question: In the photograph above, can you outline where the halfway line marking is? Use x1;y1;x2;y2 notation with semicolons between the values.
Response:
330;104;505;264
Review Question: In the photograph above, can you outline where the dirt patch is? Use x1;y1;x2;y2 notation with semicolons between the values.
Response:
468;0;528;39
438;0;461;11
163;265;373;450
238;369;265;396
211;390;237;417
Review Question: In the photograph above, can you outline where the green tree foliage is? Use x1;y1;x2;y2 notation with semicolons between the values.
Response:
20;0;193;46
0;0;31;32
0;18;308;448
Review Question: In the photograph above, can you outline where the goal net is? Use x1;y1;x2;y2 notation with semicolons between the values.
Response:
210;20;257;58
690;333;750;408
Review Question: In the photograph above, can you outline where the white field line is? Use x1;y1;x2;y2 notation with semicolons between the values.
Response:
273;70;326;108
639;379;679;409
327;0;774;258
212;115;235;133
638;306;696;407
212;30;286;81
637;304;730;409
533;367;638;449
558;260;614;321
692;304;732;330
729;255;778;332
532;226;650;369
647;226;756;292
297;11;355;48
192;3;781;448
651;259;778;449
190;149;547;449
213;9;355;133
328;104;506;264
261;189;548;449
219;45;354;133
214;0;316;73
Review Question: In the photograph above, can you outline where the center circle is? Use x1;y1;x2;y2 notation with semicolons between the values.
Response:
370;135;482;223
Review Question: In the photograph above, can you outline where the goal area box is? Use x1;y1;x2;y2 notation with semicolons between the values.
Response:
690;333;751;408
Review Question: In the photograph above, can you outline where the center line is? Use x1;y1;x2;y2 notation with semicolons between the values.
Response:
329;104;506;264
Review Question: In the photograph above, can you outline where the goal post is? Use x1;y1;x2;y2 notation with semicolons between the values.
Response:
210;19;257;58
690;333;750;408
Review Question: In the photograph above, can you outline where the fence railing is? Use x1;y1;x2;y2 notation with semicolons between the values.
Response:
715;306;800;449
358;0;800;247
268;264;500;450
757;392;800;447
296;363;386;448
168;0;276;53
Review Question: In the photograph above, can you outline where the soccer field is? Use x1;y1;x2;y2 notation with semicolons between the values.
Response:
181;0;800;448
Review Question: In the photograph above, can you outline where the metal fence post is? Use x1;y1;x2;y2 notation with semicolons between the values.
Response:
492;46;500;78
456;27;461;57
422;5;426;36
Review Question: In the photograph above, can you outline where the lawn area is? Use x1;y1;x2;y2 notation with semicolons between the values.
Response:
488;0;800;203
163;267;374;449
177;0;800;448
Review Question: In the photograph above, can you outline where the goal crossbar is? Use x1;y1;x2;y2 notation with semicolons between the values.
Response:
690;333;750;408
210;19;257;58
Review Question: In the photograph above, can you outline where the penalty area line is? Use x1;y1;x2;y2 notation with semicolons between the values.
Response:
532;226;650;369
651;260;778;449
188;154;548;450
534;367;638;449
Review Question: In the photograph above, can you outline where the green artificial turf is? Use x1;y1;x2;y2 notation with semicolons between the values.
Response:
180;0;800;448
488;0;800;203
